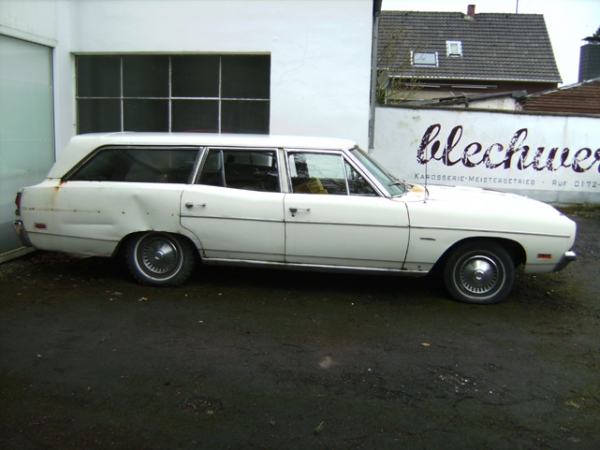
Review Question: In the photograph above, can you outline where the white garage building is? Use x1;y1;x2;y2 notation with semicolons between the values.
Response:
0;0;380;261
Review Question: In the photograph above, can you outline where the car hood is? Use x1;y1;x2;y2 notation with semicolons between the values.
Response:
424;184;556;213
401;184;575;236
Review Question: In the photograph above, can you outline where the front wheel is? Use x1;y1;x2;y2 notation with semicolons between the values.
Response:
126;232;196;286
443;241;515;304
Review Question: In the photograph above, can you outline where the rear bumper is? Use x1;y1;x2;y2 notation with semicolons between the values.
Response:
13;220;33;247
553;250;576;272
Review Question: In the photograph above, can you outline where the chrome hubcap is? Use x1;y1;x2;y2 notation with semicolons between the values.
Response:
141;238;179;274
459;255;500;294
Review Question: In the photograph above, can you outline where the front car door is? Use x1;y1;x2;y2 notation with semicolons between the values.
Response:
283;150;410;270
181;147;285;262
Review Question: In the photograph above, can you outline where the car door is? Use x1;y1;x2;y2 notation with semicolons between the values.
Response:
284;150;410;269
180;147;286;262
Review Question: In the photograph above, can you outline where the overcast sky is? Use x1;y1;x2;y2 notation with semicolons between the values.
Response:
381;0;600;85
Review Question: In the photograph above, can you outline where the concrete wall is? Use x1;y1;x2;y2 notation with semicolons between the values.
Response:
0;0;57;45
374;106;600;204
1;0;374;152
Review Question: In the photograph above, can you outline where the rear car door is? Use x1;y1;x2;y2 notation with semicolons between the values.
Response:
181;147;286;262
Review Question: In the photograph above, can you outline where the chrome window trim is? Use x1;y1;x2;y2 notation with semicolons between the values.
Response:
411;224;572;239
64;144;203;183
202;257;428;276
283;147;385;197
194;146;282;193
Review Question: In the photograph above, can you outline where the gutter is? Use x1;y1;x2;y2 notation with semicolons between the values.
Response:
368;0;382;151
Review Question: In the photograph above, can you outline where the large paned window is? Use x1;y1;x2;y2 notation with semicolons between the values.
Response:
76;55;270;135
0;35;54;258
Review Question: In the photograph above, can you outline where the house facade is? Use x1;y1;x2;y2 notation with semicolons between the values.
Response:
0;0;377;261
377;6;562;103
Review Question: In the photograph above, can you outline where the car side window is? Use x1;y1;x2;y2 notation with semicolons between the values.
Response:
287;152;377;196
288;152;347;195
198;149;280;192
67;147;199;183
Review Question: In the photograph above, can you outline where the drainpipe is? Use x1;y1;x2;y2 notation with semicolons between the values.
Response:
368;2;382;152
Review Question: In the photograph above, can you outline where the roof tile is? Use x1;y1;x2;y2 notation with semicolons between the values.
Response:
378;11;562;83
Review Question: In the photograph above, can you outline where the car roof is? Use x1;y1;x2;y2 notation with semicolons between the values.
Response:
49;132;359;179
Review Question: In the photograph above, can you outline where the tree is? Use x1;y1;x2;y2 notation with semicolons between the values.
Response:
583;26;600;43
377;28;425;104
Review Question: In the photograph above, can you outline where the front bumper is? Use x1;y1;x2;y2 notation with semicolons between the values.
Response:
553;250;577;272
13;220;33;247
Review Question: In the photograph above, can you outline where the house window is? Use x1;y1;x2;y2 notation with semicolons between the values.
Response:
76;54;270;135
411;51;438;67
446;41;463;57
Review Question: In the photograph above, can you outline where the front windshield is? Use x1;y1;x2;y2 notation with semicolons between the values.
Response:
350;147;407;196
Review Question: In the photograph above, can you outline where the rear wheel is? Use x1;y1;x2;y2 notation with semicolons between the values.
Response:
443;241;515;304
126;232;196;286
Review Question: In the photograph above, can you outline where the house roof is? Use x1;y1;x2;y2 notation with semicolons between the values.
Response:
378;10;562;84
522;77;600;114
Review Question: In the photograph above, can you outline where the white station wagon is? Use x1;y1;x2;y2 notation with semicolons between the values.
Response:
14;133;576;304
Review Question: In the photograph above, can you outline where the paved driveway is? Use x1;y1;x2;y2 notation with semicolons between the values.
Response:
1;209;599;449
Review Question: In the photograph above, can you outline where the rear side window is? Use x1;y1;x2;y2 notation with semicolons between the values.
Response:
67;146;200;183
198;148;280;192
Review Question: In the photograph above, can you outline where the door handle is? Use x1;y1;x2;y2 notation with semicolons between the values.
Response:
289;207;310;217
185;202;206;209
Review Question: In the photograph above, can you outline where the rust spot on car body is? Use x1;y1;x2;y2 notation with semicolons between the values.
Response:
54;179;68;191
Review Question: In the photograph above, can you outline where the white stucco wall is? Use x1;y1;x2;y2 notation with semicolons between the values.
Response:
465;97;520;110
0;0;57;46
2;0;374;153
374;106;600;204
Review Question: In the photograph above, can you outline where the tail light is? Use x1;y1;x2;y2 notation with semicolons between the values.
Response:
15;191;22;216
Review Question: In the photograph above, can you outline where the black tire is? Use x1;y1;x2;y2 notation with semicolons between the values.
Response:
126;232;196;286
443;241;515;304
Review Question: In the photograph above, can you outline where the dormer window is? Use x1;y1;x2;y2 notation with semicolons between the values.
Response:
446;41;463;57
411;51;438;67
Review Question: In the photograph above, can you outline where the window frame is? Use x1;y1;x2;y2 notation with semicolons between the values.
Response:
349;147;407;197
446;41;463;57
284;149;380;197
75;54;271;134
196;147;282;193
64;145;202;184
410;51;439;67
